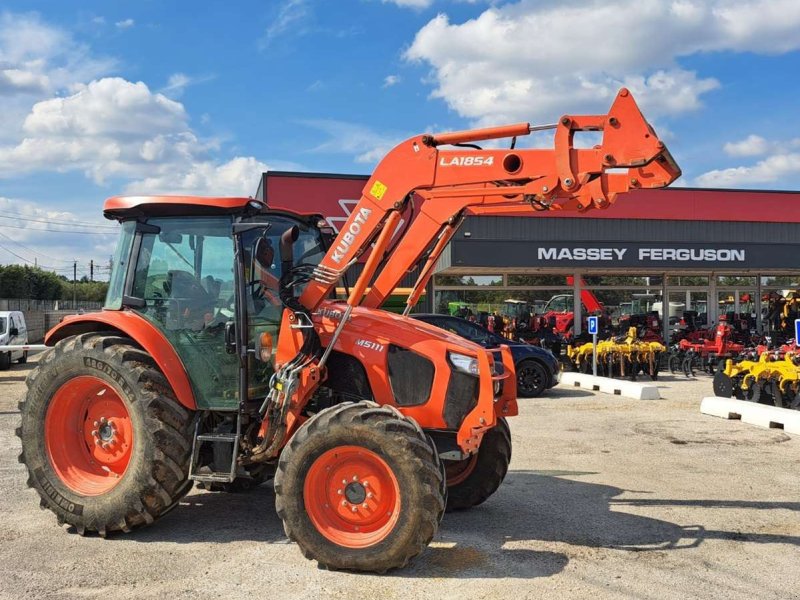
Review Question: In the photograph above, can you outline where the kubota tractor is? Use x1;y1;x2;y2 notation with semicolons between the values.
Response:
16;89;679;572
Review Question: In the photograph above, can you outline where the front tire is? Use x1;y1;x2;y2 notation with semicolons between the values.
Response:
444;417;511;511
274;401;445;572
517;360;548;397
17;333;194;536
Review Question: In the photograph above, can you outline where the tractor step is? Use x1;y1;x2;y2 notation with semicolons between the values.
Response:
196;433;237;442
188;418;241;484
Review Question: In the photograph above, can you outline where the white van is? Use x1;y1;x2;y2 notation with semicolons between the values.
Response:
0;311;28;370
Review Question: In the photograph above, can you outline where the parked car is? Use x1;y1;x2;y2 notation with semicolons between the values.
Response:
0;310;29;370
413;314;559;397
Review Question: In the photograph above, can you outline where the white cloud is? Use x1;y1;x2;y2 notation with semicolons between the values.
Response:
382;0;434;8
305;119;405;164
160;72;215;97
0;12;115;144
0;77;273;196
115;18;134;30
697;136;800;187
0;77;192;183
124;156;271;197
723;134;769;157
383;74;401;88
696;153;800;187
405;1;800;124
262;0;310;46
0;12;114;98
0;12;278;269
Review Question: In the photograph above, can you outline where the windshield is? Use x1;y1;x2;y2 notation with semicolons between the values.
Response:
0;317;6;334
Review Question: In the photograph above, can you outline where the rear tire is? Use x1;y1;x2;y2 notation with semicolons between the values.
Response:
274;401;445;572
444;417;511;511
18;351;28;364
17;333;194;536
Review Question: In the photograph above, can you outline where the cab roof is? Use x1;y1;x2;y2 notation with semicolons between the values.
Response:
103;196;265;220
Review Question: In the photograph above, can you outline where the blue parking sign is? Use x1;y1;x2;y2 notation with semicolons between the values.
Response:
795;319;800;342
588;316;598;335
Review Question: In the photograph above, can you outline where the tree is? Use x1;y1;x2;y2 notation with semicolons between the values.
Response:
0;265;63;300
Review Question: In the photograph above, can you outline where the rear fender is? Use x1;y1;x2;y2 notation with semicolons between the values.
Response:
45;311;196;410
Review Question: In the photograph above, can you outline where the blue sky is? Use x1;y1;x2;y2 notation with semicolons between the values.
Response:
1;0;799;277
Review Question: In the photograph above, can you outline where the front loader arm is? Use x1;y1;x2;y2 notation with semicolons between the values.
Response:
299;88;679;313
260;88;679;460
300;88;681;311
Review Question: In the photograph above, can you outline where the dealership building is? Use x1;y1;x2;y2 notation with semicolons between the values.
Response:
256;171;800;340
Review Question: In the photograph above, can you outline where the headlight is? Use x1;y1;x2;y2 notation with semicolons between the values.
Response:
449;352;479;376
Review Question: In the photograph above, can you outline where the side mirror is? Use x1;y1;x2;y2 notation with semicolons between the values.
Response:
9;327;18;337
253;236;275;271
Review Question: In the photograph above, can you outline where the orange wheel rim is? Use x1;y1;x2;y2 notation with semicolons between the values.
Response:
44;376;133;496
445;453;478;487
303;445;400;548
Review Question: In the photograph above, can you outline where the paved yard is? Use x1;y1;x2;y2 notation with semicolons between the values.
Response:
1;356;798;599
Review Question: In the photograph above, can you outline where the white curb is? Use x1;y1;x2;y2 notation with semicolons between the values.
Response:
557;372;660;400
700;396;800;435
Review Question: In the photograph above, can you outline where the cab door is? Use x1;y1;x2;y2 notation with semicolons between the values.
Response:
235;216;328;404
128;216;240;410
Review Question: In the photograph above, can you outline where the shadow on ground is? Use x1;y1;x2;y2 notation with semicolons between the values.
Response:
114;469;799;578
546;387;596;399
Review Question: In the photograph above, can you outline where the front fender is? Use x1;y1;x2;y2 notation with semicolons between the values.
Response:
45;310;196;410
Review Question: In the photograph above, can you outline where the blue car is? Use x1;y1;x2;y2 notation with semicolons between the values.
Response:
412;314;560;398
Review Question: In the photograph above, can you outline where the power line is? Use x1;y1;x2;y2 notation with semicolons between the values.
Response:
0;222;117;235
0;243;108;275
0;211;118;230
0;230;75;264
0;242;39;265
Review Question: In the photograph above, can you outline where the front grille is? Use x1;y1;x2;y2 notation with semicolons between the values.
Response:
443;368;479;429
387;345;434;406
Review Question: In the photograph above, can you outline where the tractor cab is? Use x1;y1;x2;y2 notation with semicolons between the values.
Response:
103;196;328;412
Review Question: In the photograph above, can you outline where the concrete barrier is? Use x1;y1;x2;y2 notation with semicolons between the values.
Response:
558;372;661;400
700;396;800;435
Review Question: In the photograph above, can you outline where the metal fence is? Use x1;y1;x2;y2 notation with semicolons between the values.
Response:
0;299;104;312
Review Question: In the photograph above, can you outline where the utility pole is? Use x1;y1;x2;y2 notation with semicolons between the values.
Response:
73;260;77;308
90;259;94;282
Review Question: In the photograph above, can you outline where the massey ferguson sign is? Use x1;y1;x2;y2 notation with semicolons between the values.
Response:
453;240;799;269
537;247;746;263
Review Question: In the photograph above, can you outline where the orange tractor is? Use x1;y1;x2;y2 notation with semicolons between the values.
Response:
17;89;679;572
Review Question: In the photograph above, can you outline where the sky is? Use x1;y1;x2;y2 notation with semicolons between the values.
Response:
1;0;799;279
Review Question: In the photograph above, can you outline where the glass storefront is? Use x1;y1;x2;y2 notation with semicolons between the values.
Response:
432;271;796;342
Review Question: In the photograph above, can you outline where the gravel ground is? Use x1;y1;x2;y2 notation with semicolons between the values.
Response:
1;355;798;600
